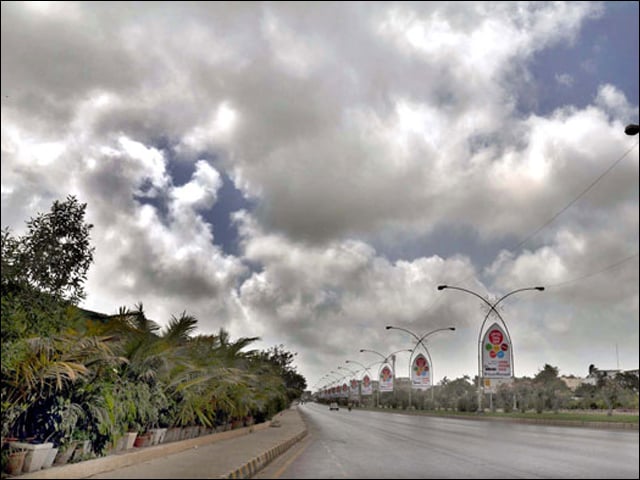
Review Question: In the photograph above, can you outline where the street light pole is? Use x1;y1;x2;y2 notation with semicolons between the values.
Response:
385;326;455;408
346;360;382;407
360;349;412;408
325;371;345;402
437;284;544;412
338;366;361;405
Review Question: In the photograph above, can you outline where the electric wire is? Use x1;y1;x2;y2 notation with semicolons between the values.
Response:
426;140;639;312
512;141;638;252
545;252;639;289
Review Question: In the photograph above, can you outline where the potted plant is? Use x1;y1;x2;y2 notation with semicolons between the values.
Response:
5;446;28;476
8;439;55;473
133;430;152;448
41;445;59;469
122;430;138;450
70;429;92;463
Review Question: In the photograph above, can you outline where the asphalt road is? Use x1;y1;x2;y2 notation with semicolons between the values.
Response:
256;402;639;479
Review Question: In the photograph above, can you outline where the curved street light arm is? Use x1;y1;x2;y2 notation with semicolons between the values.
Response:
359;349;388;361
474;287;545;378
439;284;544;409
345;359;380;379
338;365;358;376
414;327;456;357
386;325;454;373
383;348;413;363
439;284;543;354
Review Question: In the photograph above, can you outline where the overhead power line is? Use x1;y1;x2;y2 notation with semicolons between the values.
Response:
430;140;639;306
545;252;639;289
513;141;638;252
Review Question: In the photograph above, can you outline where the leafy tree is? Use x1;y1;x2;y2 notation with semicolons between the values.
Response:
615;371;639;394
255;345;307;402
1;196;95;340
3;195;94;303
495;382;515;413
533;364;570;413
512;377;535;413
435;375;477;412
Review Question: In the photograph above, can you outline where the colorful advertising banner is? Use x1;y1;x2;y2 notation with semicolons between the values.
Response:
411;353;431;390
361;374;373;395
341;383;349;398
482;322;512;378
379;364;394;392
349;379;359;399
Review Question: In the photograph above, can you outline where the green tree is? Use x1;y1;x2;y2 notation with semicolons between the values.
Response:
1;196;95;340
533;364;570;413
436;375;477;412
4;195;94;303
255;345;307;402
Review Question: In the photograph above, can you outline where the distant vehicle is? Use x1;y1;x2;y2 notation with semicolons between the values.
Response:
329;402;339;411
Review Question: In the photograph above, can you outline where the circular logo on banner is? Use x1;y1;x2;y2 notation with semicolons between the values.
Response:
351;379;357;388
488;329;503;345
363;375;370;387
342;383;348;391
381;366;392;382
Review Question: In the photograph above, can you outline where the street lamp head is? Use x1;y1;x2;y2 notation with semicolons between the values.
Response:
359;349;365;352
385;326;392;330
437;285;447;290
449;327;456;331
535;286;545;291
625;124;639;136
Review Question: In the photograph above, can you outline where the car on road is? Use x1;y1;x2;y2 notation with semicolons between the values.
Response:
329;402;339;411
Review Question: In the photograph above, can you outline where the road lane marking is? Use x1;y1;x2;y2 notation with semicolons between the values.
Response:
271;433;313;478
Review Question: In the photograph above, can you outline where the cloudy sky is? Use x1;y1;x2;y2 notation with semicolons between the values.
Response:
2;1;638;390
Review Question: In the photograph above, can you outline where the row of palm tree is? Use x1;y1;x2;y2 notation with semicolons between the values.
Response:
2;303;295;456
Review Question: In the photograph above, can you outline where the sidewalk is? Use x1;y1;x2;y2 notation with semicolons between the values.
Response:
17;407;307;479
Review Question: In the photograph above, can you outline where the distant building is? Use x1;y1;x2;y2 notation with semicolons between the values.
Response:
583;368;640;386
559;376;584;391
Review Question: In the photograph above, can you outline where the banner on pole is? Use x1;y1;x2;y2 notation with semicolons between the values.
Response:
482;322;512;378
411;353;431;390
361;374;373;395
379;364;394;392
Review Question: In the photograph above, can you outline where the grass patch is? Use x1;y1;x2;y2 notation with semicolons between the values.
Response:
353;406;639;424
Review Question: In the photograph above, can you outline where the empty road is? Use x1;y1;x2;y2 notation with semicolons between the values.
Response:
257;402;639;479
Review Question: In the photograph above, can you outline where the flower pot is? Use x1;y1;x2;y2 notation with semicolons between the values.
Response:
165;428;180;443
54;442;77;466
124;432;138;450
9;441;54;473
5;450;27;475
114;436;126;452
41;447;59;469
133;433;151;448
151;428;167;445
71;440;91;462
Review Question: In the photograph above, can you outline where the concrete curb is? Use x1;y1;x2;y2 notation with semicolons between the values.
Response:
222;410;308;479
18;422;273;479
